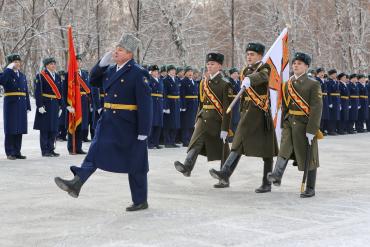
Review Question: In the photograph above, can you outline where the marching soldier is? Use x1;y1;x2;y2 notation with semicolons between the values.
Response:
57;70;68;141
33;57;63;157
315;68;329;135
228;67;241;140
326;69;340;135
267;52;323;198
180;66;199;147
0;54;31;160
356;74;369;132
347;74;359;133
209;43;279;191
55;34;153;211
174;52;232;188
148;65;164;149
65;55;91;154
163;65;181;147
337;73;349;134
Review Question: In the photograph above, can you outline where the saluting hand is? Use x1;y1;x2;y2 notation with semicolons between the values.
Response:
6;62;15;70
99;51;114;67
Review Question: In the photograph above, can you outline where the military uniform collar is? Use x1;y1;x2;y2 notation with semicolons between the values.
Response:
209;71;220;80
209;72;222;84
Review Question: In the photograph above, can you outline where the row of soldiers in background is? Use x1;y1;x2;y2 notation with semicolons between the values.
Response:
144;64;241;149
0;54;101;159
311;68;370;135
0;52;242;159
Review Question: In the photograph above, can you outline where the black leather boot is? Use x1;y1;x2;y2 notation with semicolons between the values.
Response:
54;175;83;198
209;152;241;187
174;149;199;177
255;158;272;193
267;157;288;186
126;201;149;212
300;169;317;198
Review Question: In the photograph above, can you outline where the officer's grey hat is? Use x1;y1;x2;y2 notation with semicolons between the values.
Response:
117;33;140;53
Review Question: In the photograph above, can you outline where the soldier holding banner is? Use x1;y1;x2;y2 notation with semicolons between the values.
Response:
268;52;323;198
209;43;279;191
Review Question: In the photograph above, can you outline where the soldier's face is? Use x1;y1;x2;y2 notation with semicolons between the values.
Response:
46;62;57;72
151;70;159;78
292;60;308;75
13;60;21;70
168;69;176;77
246;51;262;65
113;47;133;65
230;72;239;80
177;71;184;78
317;71;325;78
206;61;222;75
350;78;358;83
185;71;193;79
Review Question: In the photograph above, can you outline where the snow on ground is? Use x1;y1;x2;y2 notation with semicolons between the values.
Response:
1;99;370;247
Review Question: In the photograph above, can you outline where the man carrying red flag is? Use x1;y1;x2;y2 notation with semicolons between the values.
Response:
64;54;91;155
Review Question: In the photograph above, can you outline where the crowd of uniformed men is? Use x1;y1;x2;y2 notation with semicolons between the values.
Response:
1;33;370;210
1;54;369;160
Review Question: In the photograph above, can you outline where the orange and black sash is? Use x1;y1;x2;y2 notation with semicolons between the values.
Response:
203;78;223;117
40;70;62;99
286;80;310;117
245;87;270;112
77;73;91;94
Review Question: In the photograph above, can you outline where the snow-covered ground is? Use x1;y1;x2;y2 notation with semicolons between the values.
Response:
1;99;370;247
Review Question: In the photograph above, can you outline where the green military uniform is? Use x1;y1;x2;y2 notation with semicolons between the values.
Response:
174;52;233;188
231;62;279;157
188;72;232;161
209;42;278;192
267;52;322;198
279;73;322;171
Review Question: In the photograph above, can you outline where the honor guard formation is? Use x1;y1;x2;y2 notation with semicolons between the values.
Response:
1;34;369;211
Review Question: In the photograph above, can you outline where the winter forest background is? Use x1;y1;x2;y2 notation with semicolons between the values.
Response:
0;0;369;80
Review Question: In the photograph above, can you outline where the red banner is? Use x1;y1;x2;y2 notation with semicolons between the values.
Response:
67;26;82;134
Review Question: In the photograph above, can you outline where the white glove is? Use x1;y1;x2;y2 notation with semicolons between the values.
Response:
58;109;62;117
99;51;114;67
220;131;228;143
358;105;361;109
180;108;187;112
163;109;170;114
90;107;93;112
67;106;75;113
306;133;315;145
7;62;15;69
328;104;333;108
38;107;46;114
98;108;102;114
137;135;147;141
340;105;342;111
241;77;251;89
349;105;352;109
